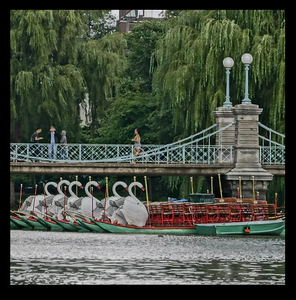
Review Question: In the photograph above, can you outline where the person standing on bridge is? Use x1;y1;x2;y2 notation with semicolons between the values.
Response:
131;127;143;163
30;127;43;161
31;127;43;143
60;130;68;159
47;126;59;160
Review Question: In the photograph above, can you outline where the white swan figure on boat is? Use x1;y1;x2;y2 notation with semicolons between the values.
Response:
39;181;58;207
79;181;102;218
53;179;70;206
22;182;58;216
58;180;84;220
66;180;83;208
20;182;57;214
19;194;35;213
47;180;70;217
109;181;128;207
106;181;129;224
113;181;148;227
102;181;128;220
36;181;59;216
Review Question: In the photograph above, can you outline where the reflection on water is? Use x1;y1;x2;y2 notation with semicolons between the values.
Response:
10;231;285;285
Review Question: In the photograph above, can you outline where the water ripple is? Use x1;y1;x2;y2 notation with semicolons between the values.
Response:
10;231;285;285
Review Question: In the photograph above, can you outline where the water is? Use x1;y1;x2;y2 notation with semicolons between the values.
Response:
10;231;285;285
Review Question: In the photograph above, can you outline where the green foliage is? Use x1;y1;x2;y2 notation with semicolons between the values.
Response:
10;174;33;186
152;10;285;136
10;10;285;201
96;88;158;144
125;19;165;93
266;177;285;207
85;11;117;39
150;9;285;198
10;10;87;141
78;33;127;137
10;10;121;143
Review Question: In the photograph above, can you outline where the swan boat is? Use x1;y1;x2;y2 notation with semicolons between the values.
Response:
11;180;131;232
10;181;69;231
41;180;91;232
11;181;286;236
91;216;285;236
67;180;107;232
90;219;197;235
11;180;90;232
67;180;140;233
90;200;286;236
194;219;285;236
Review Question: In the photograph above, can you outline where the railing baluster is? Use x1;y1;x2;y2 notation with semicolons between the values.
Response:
208;137;211;164
167;146;169;164
27;144;30;161
269;130;272;165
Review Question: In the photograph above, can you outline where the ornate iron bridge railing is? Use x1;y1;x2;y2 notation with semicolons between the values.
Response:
10;143;234;164
10;121;285;165
10;123;233;164
258;122;285;165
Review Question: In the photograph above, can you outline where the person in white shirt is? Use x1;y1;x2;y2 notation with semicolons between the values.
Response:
60;130;68;159
47;126;59;160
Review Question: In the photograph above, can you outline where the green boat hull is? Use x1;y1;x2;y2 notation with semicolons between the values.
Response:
77;227;92;232
11;214;46;230
18;215;49;231
11;212;88;232
54;218;85;232
75;218;105;233
10;215;33;230
95;220;197;235
10;220;22;230
195;219;285;236
37;218;65;231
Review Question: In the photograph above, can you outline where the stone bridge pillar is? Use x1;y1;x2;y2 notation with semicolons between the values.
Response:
212;106;235;148
225;104;273;200
213;104;273;200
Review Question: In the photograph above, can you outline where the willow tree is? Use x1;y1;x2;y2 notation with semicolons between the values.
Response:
11;10;83;142
151;10;285;137
78;32;127;137
10;9;110;142
151;10;285;199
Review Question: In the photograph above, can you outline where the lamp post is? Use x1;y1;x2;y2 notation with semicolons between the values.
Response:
222;57;234;107
241;53;253;104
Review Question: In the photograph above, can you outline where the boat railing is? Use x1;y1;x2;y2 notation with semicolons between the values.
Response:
144;202;283;226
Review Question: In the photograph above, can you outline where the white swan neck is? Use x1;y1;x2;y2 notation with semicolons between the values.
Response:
44;182;57;196
85;181;98;198
112;181;127;198
128;182;143;200
69;181;81;197
57;180;70;195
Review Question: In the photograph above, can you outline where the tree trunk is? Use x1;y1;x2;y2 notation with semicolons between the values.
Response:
148;176;154;202
10;181;16;210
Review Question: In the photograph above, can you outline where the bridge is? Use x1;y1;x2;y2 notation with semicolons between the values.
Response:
10;104;285;199
9;161;284;176
10;119;285;176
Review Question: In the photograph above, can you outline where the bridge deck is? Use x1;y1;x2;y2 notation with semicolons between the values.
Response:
10;162;284;176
